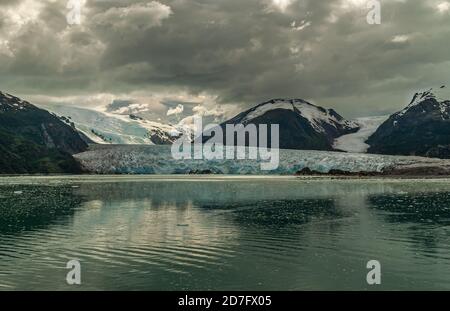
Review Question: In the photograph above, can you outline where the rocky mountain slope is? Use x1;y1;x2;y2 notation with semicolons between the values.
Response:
41;104;182;145
0;92;88;174
205;99;359;150
367;88;450;158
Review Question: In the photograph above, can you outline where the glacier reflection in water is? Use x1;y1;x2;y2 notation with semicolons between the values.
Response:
1;176;450;290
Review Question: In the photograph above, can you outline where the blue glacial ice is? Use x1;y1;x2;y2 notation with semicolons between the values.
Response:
74;145;450;175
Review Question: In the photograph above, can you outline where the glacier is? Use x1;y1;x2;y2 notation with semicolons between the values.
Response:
74;144;450;175
38;104;182;145
333;116;388;153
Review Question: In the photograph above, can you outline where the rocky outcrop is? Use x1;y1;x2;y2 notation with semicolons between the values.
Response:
0;91;88;174
367;88;450;158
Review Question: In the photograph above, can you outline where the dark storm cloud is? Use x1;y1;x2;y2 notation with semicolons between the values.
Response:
1;0;450;117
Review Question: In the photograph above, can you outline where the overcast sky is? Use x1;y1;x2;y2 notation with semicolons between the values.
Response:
1;0;450;120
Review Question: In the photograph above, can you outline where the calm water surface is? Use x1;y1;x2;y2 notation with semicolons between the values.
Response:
0;176;450;290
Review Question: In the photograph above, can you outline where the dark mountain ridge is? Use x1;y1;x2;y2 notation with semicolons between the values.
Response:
0;91;88;174
205;98;359;150
368;88;450;158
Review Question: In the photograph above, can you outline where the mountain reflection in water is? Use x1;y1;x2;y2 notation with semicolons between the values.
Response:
0;176;449;290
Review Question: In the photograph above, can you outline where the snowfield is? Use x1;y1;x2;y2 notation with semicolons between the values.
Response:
333;116;388;153
74;144;450;175
241;99;358;133
39;104;183;145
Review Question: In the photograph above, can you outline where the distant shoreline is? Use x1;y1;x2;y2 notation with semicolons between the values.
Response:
70;144;450;176
2;173;450;180
3;144;450;177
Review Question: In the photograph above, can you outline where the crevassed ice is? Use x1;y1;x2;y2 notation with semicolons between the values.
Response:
333;116;388;153
74;145;445;175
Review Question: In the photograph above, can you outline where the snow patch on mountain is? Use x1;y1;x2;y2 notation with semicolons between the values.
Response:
0;91;33;112
40;104;183;145
398;89;435;117
333;116;388;153
397;87;450;118
241;99;358;133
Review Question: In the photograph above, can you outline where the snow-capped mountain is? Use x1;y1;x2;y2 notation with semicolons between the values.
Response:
397;88;450;117
206;99;359;151
40;104;184;145
368;87;450;158
240;99;358;132
0;91;34;112
0;91;88;174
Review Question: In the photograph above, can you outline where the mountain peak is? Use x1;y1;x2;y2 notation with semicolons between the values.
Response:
408;88;436;107
0;91;88;173
397;87;450;118
241;98;358;133
264;98;309;104
213;98;359;151
368;87;450;158
0;91;33;112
